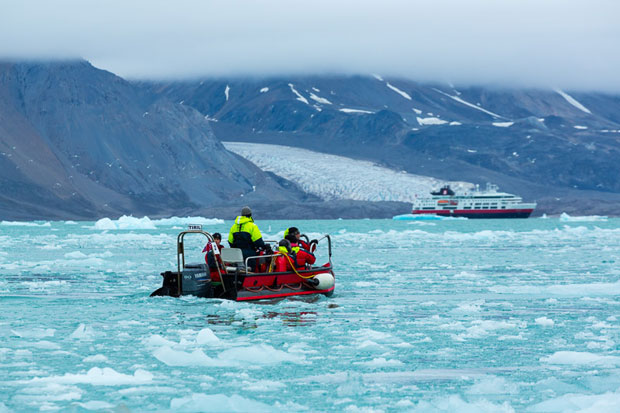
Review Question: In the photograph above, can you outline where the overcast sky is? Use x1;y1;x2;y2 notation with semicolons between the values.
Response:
1;0;619;91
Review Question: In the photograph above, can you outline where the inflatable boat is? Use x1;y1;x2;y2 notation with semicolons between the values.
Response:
151;226;335;301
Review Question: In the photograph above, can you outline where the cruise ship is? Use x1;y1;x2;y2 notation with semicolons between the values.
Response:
411;183;536;218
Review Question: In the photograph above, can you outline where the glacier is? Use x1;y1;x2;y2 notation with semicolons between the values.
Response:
223;142;472;202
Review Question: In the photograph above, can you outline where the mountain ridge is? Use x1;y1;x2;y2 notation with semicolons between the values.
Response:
1;60;619;219
146;75;620;215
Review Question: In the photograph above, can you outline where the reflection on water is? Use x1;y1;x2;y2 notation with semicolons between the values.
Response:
206;311;318;327
264;311;318;326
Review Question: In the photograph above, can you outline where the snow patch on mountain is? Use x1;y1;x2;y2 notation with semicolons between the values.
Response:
433;88;504;119
417;117;448;126
555;89;592;114
386;83;412;100
288;83;309;104
260;87;269;93
412;108;422;115
340;108;374;114
223;142;472;202
493;122;514;127
372;74;384;81
224;85;230;101
309;93;332;105
574;125;588;130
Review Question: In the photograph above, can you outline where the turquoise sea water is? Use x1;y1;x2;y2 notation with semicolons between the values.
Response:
1;217;619;412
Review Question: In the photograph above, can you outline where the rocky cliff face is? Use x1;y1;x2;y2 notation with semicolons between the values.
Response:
148;77;620;215
0;61;312;220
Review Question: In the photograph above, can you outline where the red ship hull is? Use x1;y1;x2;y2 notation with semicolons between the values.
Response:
411;208;534;219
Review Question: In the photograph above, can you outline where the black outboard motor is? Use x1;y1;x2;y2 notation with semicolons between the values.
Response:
150;227;218;298
150;271;181;297
150;264;213;298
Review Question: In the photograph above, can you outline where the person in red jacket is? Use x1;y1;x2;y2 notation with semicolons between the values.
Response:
285;233;316;269
203;233;224;282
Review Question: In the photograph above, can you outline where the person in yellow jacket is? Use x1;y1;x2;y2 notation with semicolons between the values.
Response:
228;206;266;270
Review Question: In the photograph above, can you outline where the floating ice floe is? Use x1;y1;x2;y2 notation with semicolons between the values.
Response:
76;401;114;410
151;217;224;226
83;354;108;363
535;317;555;327
92;215;223;230
466;376;519;395
94;216;156;230
354;357;404;368
409;394;514;412
30;367;153;386
153;343;301;367
559;212;607;222
11;328;55;339
69;324;96;340
528;391;620;413
490;280;620;296
170;393;273;413
1;221;51;227
541;351;620;367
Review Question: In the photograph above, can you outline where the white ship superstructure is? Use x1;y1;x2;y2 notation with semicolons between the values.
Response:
411;183;536;218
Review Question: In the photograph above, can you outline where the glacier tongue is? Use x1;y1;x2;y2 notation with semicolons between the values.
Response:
223;142;472;202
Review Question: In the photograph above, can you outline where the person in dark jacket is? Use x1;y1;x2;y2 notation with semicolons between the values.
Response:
284;227;317;251
228;206;265;270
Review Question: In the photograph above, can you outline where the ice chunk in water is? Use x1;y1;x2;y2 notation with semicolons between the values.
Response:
170;393;273;412
31;367;153;385
196;328;220;345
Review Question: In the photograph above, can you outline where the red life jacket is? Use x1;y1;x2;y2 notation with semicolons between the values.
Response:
275;255;292;272
295;248;316;268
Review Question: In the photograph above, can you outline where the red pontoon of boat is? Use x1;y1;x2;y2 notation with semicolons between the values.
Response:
151;226;335;301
